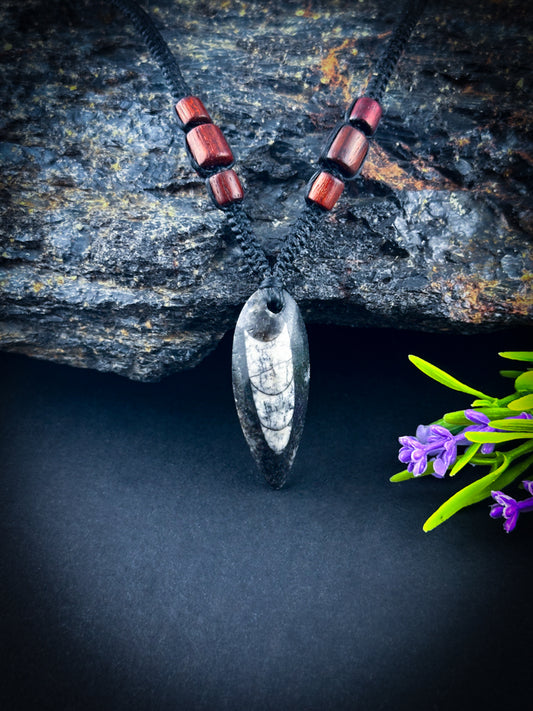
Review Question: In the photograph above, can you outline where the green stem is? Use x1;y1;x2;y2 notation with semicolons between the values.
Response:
506;440;533;464
496;393;524;407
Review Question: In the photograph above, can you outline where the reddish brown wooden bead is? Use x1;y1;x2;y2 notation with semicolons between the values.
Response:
186;123;234;170
306;171;344;210
175;96;212;129
208;169;244;208
348;97;382;136
324;125;369;178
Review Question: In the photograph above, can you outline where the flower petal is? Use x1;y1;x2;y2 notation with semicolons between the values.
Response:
481;442;495;455
503;512;519;532
489;504;504;519
491;491;516;507
432;457;447;478
412;458;428;477
429;424;452;439
416;424;431;442
523;480;533;496
465;409;489;425
398;448;412;464
399;435;419;448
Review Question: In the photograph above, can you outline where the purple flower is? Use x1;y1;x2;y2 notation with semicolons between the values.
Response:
398;435;429;477
398;411;533;480
490;481;533;533
464;410;533;455
399;424;467;478
463;410;497;454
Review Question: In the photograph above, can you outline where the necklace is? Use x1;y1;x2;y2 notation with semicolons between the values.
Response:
109;0;427;488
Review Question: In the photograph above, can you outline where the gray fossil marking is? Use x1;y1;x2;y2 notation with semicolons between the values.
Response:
244;325;295;453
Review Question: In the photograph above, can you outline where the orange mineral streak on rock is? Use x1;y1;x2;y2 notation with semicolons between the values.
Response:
512;291;533;317
362;143;454;191
319;39;357;103
507;111;531;130
436;275;533;324
297;4;321;19
515;150;533;166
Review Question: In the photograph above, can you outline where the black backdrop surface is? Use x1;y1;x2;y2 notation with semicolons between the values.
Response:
1;326;532;711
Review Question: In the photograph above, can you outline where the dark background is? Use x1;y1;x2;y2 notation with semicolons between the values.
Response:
1;325;532;711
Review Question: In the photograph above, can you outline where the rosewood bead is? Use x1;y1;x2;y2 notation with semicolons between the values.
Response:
347;97;382;136
175;96;212;129
324;125;369;178
208;169;244;208
306;171;344;210
186;123;234;171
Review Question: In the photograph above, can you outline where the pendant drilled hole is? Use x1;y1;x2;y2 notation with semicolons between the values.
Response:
267;294;283;314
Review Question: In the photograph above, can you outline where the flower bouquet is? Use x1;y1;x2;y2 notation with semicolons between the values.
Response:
392;351;533;532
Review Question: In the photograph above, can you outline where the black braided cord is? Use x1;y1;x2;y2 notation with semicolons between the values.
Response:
108;0;427;285
272;203;323;284
109;0;191;99
365;0;428;103
226;204;271;278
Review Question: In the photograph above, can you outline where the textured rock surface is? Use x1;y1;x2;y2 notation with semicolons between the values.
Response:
0;0;532;380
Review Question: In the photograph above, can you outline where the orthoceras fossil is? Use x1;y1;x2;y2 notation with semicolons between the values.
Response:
232;287;310;489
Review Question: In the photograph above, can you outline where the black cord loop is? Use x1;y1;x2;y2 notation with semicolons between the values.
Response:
108;0;427;287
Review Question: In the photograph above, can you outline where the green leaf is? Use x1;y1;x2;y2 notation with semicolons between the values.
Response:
499;351;533;362
423;453;533;532
390;461;435;482
449;443;481;476
443;407;512;425
408;356;494;400
390;469;414;482
423;455;510;532
442;410;471;425
508;394;533;411
515;370;533;392
471;399;495;407
499;370;524;379
465;431;533;443
488;419;533;432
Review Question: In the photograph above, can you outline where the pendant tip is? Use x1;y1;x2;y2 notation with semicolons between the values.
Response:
264;467;289;490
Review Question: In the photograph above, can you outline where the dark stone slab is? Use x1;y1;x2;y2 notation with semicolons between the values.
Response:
1;0;532;380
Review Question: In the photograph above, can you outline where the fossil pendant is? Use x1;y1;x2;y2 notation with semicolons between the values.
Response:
232;286;310;489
